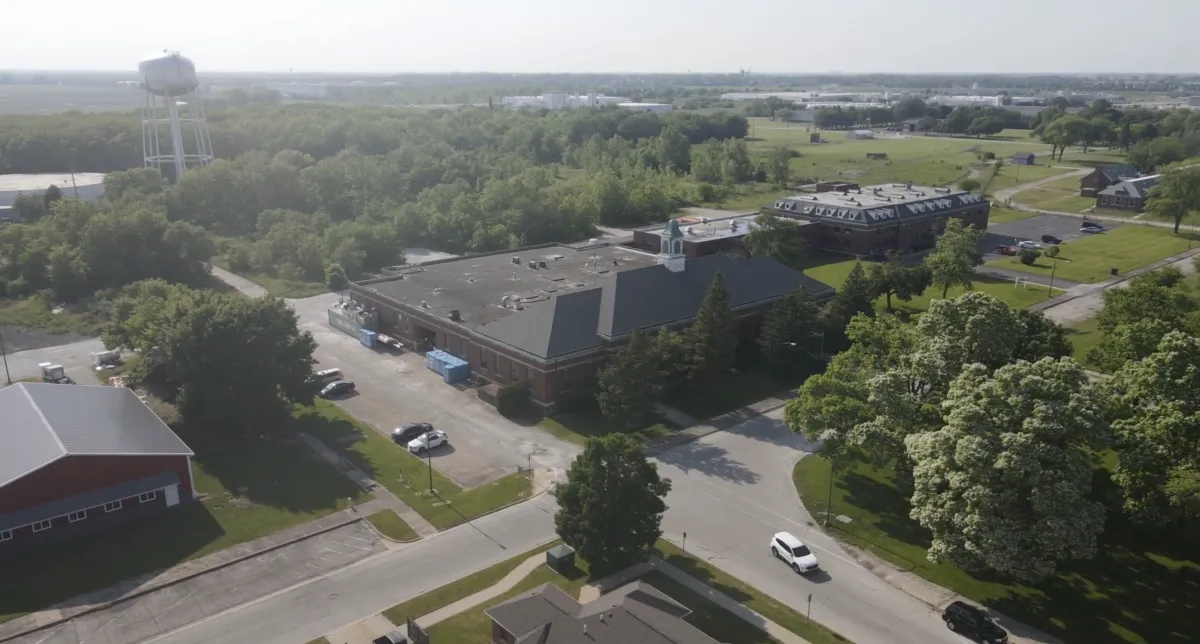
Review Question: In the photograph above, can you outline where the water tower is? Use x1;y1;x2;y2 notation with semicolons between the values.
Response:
139;51;214;181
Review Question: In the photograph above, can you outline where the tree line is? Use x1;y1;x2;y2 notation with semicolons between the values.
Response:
1031;97;1200;168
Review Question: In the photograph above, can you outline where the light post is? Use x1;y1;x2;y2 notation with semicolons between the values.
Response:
1047;256;1058;297
682;531;687;555
0;333;9;385
426;447;434;493
824;458;836;528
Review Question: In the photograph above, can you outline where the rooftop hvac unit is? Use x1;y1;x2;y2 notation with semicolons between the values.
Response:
538;260;547;268
448;309;461;321
511;256;521;264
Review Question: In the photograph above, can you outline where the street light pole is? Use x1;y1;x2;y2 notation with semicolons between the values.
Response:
0;333;10;385
824;459;835;528
427;448;434;493
1047;258;1058;297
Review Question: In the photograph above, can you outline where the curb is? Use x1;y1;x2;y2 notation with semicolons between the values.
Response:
0;515;366;643
360;511;423;545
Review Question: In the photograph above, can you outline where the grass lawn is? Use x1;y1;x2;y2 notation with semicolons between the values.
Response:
1011;174;1096;213
365;510;417;541
984;163;1073;193
986;226;1200;284
793;456;1200;644
538;412;679;447
234;271;327;299
664;368;793;420
0;423;365;624
654;540;851;644
803;258;1056;313
382;540;561;625
1066;317;1104;368
295;400;532;530
987;206;1036;224
0;295;107;336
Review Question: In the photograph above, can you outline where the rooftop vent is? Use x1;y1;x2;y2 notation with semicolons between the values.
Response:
448;309;461;322
612;259;619;266
538;260;547;269
511;256;521;264
528;262;538;270
420;301;429;308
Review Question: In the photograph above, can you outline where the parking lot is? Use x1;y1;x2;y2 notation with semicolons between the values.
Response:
8;522;384;644
291;295;580;489
981;212;1120;258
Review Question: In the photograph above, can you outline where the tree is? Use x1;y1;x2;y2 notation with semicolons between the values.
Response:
1018;247;1040;265
868;252;930;311
742;212;806;269
721;138;753;183
767;146;793;188
1145;162;1200;233
892;96;928;121
101;282;318;430
926;219;983;297
967;116;1005;138
905;358;1109;582
42;184;63;210
654;124;692;172
689;271;738;376
554;434;672;575
956;178;981;192
1128;137;1184;173
596;331;662;429
758;288;821;371
1107;332;1200;524
1012;309;1072;363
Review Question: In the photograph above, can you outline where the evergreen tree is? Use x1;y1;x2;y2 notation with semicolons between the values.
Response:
596;331;662;429
821;262;876;351
689;271;738;376
555;434;672;575
758;288;821;370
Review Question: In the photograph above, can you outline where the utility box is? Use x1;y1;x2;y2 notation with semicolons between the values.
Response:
546;544;576;573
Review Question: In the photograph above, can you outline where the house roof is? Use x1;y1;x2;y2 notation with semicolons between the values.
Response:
0;383;193;488
486;580;719;644
1011;152;1036;159
1098;174;1160;199
476;254;833;360
1098;163;1139;183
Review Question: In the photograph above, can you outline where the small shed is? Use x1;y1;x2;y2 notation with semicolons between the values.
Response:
1010;152;1036;165
809;132;821;143
866;152;888;160
546;544;576;573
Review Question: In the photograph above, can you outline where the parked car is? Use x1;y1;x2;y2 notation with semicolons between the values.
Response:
319;380;356;398
1040;235;1063;244
768;531;820;574
1080;225;1104;234
942;601;1008;644
995;245;1017;256
313;368;343;384
1081;220;1103;230
392;422;433;444
1017;240;1041;250
408;429;449;453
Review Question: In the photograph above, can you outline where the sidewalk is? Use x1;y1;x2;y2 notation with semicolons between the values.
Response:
300;433;437;537
647;394;788;454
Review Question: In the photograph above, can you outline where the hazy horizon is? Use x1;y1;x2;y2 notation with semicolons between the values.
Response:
3;0;1197;75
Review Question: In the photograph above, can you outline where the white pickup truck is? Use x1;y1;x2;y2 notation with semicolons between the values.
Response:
376;333;404;351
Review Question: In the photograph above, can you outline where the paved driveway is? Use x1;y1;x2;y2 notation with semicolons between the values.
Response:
290;294;580;489
7;522;384;644
983;213;1120;256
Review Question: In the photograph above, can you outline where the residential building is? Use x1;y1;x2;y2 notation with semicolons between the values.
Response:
1079;164;1140;197
761;183;990;256
1095;175;1160;211
347;227;833;410
1010;152;1037;166
0;383;195;555
485;580;720;644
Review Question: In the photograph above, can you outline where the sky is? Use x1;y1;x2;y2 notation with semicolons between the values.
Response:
3;0;1198;75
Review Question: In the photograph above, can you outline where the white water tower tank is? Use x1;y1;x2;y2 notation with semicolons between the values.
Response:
139;52;200;97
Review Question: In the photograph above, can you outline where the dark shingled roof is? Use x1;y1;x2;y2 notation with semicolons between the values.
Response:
476;254;834;359
1098;164;1139;183
0;383;193;488
486;580;719;644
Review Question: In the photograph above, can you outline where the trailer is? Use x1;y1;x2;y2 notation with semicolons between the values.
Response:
91;349;123;370
38;362;75;385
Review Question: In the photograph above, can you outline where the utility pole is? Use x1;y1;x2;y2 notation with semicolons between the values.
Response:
1047;257;1058;297
0;333;10;385
824;460;835;528
426;448;434;493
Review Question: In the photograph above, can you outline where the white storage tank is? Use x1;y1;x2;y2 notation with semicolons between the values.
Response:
138;52;200;97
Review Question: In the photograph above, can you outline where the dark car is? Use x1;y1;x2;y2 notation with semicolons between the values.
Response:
1080;225;1104;234
391;422;433;444
943;601;1008;644
319;380;356;398
1040;234;1063;244
1081;220;1104;229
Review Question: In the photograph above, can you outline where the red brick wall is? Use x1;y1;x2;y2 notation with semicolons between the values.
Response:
0;455;192;515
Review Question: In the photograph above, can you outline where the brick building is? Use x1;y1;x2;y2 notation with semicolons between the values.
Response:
1095;175;1160;211
0;383;195;555
762;183;990;256
1079;164;1139;197
348;223;833;409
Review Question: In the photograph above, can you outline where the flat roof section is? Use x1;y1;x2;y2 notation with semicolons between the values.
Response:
636;214;764;244
770;183;985;227
354;244;659;330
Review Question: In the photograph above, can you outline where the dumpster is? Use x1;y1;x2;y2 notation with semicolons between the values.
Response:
358;328;378;348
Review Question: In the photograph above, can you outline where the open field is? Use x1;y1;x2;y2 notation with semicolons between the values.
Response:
296;400;533;530
803;258;1056;312
1066;317;1103;368
1011;173;1097;213
987;206;1036;224
982;162;1073;193
0;84;142;115
986;226;1199;284
794;456;1200;644
0;418;366;624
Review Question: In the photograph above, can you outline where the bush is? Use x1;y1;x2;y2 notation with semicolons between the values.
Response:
957;178;981;192
981;151;996;160
496;382;530;417
1018;248;1041;265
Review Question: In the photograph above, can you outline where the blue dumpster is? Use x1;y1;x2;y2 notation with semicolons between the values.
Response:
358;328;377;348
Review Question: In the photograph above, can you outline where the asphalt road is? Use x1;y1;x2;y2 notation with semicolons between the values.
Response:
145;409;970;644
2;336;106;383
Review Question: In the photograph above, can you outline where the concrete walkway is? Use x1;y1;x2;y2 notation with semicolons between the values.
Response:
206;264;268;298
649;557;813;644
299;433;437;537
647;395;789;454
418;551;547;627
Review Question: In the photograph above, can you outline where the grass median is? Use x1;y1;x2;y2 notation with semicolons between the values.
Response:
365;510;418;541
296;400;533;530
804;259;1054;312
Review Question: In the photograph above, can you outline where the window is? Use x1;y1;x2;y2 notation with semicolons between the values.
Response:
138;491;157;503
32;520;52;533
0;530;11;542
103;501;122;513
67;510;87;523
